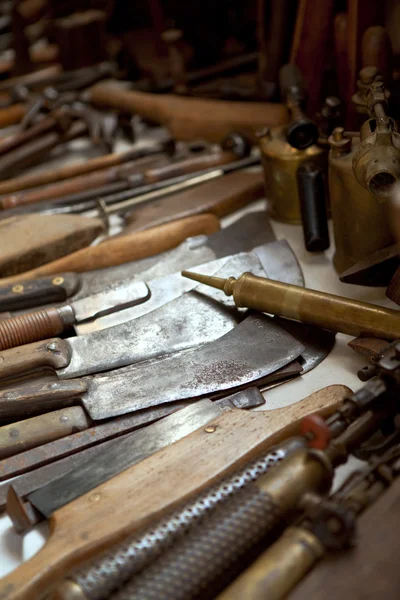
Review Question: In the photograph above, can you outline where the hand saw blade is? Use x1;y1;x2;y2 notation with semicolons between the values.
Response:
28;399;224;518
59;253;267;378
81;313;304;420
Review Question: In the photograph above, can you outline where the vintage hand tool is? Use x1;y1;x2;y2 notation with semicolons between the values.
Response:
181;269;400;340
0;154;259;222
123;169;264;232
0;213;220;285
0;211;277;312
0;385;349;600
0;213;105;277
289;477;400;599
0;134;248;209
86;84;288;143
0;388;265;485
0;244;303;379
0;251;261;352
297;162;329;252
219;441;400;600
0;406;90;459
117;359;400;600
278;64;318;151
329;75;398;272
0;139;175;196
0;312;304;418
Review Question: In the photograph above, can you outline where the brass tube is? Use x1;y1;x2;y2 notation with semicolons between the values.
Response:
231;273;400;340
217;527;324;600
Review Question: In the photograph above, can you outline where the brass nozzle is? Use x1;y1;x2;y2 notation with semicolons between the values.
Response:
181;271;237;296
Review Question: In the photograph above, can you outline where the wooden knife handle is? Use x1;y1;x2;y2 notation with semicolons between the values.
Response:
0;214;221;284
0;377;88;418
0;273;80;312
0;338;72;381
0;103;25;128
0;406;90;459
0;307;68;350
0;385;350;600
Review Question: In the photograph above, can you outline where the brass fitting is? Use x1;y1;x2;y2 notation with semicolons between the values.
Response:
352;82;400;199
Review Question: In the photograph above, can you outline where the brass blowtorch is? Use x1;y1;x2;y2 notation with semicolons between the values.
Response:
259;64;340;226
329;70;400;273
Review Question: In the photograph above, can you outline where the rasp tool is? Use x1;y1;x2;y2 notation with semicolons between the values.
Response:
0;313;304;420
181;270;400;340
0;210;276;312
0;386;349;600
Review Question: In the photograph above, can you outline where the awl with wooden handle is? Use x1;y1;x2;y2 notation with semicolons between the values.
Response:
0;386;348;600
87;83;288;142
0;213;220;285
181;270;400;340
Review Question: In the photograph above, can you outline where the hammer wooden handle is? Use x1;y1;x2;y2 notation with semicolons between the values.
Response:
88;84;288;142
0;214;220;284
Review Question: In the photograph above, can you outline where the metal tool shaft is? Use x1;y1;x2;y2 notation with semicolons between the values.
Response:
181;271;400;340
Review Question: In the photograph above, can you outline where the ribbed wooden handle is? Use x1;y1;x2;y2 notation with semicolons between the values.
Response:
0;308;65;350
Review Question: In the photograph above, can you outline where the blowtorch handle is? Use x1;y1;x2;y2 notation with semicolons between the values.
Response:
233;274;400;340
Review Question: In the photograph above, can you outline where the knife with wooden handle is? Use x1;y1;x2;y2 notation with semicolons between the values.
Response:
0;213;220;285
0;406;90;459
0;385;349;600
0;273;80;311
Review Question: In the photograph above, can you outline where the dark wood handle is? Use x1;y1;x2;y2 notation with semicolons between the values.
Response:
0;338;72;381
0;308;66;350
0;273;80;312
0;377;88;418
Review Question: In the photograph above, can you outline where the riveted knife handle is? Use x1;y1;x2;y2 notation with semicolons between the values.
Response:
0;307;73;350
0;377;88;419
0;273;80;312
0;338;72;381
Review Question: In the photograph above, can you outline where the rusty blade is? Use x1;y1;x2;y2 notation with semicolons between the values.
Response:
0;388;266;482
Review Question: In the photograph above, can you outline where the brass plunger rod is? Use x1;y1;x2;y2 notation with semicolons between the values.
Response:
181;271;400;340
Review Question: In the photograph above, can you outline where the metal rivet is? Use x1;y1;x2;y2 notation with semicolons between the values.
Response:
204;425;217;433
47;342;59;352
12;285;24;294
9;428;19;438
60;415;69;423
52;277;64;286
89;493;101;502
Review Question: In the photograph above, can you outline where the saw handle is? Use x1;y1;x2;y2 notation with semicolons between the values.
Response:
0;307;74;350
0;273;80;312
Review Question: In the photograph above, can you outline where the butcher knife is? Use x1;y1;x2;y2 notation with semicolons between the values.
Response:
0;210;276;312
0;246;302;379
0;388;265;483
0;313;304;420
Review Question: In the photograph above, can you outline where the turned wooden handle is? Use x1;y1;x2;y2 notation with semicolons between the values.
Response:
88;84;288;142
0;338;72;381
0;308;66;350
0;214;220;284
0;385;350;600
